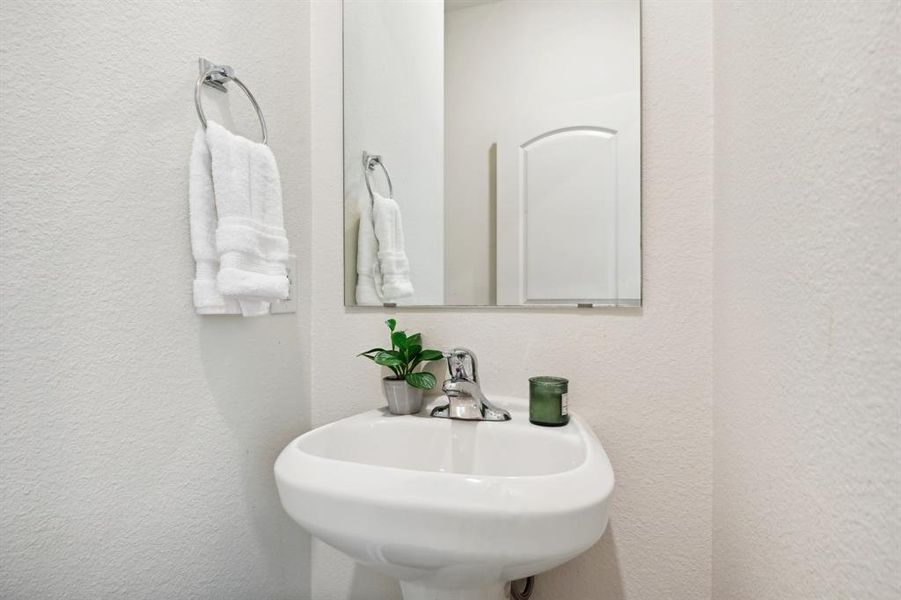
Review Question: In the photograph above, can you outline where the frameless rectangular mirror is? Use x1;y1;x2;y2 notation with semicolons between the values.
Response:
344;0;641;308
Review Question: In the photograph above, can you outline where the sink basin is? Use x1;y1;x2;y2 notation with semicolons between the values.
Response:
274;396;614;600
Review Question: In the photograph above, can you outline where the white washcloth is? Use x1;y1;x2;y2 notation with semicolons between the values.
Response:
189;121;290;316
355;193;382;305
372;192;414;300
206;121;290;316
189;128;240;314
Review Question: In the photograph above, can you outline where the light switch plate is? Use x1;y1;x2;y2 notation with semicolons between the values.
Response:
270;254;298;314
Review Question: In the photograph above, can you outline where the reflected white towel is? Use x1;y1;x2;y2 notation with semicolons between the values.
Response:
206;121;290;316
372;192;414;300
355;194;382;305
355;192;414;304
189;128;240;315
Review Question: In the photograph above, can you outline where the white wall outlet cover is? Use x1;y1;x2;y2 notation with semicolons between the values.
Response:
270;254;298;314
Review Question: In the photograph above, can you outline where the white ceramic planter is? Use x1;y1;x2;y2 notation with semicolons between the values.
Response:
382;378;424;415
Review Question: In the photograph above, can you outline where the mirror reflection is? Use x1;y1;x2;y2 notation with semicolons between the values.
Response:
344;0;641;307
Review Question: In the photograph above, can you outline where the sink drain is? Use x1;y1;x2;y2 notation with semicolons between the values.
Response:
510;576;534;600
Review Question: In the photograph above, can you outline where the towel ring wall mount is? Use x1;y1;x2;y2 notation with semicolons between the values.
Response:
194;58;268;145
363;152;394;200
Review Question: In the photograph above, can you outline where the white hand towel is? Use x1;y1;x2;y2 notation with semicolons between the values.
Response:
205;121;290;317
189;128;240;315
372;192;414;301
355;193;383;305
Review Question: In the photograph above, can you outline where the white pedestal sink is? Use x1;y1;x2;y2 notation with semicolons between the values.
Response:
274;396;614;600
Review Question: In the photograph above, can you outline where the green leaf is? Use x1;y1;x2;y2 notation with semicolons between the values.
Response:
408;348;426;369
391;331;408;352
358;347;386;357
406;333;422;348
406;371;437;390
374;351;404;368
418;349;445;362
402;345;422;370
385;319;397;332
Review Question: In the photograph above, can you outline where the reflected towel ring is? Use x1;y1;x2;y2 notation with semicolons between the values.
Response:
363;152;394;200
194;66;268;145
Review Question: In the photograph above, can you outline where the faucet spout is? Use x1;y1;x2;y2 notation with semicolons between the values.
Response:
431;349;511;422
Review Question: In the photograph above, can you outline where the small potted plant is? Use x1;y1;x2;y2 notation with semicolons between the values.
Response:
359;319;445;415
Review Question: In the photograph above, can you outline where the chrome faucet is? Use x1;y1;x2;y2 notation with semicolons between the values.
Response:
430;348;511;422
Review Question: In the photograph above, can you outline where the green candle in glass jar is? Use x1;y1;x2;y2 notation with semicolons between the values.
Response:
529;376;569;426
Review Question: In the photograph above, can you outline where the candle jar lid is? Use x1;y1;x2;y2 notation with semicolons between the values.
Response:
529;376;569;390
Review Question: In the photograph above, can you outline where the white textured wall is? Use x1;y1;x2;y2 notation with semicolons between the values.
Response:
313;1;712;598
0;1;312;598
343;0;445;306
712;2;901;599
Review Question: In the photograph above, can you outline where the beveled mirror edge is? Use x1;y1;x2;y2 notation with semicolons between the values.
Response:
347;300;642;311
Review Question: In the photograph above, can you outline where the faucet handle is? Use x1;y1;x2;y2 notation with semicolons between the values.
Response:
446;347;479;383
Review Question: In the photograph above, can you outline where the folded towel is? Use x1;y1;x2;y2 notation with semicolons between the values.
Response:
189;128;240;315
372;192;414;301
355;193;382;305
205;121;290;316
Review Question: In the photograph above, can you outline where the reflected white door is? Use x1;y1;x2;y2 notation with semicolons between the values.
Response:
496;94;640;305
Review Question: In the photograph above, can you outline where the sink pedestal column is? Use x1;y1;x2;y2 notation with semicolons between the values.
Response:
399;581;507;600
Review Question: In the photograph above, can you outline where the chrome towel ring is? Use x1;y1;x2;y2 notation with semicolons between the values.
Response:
194;58;268;145
363;152;394;199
